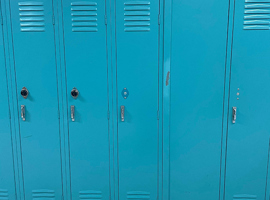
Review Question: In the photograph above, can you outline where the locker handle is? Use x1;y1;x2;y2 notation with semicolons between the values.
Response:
21;105;25;121
121;105;125;122
71;105;75;122
232;107;237;124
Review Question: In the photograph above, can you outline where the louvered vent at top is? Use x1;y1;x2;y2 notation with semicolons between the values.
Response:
244;0;270;30
0;189;8;200
19;1;45;32
124;1;151;32
32;189;55;199
127;191;150;199
71;1;98;32
79;190;102;200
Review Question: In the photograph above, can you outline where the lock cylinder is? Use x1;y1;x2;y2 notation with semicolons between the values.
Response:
21;87;29;99
71;87;79;99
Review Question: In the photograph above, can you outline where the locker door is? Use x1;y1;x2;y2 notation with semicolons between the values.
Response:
9;1;62;199
170;0;229;199
60;0;110;199
225;0;270;199
116;0;159;199
0;9;16;199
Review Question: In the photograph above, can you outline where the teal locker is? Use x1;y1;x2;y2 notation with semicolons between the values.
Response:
58;0;110;199
225;0;270;199
169;0;229;199
2;0;270;199
115;0;160;199
7;0;63;199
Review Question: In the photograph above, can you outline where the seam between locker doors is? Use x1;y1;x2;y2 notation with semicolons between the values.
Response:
219;0;233;199
0;1;18;198
6;0;26;198
104;0;113;200
59;0;72;198
55;0;70;199
51;0;65;198
223;0;236;199
162;0;172;198
109;0;117;199
157;0;161;199
113;0;119;199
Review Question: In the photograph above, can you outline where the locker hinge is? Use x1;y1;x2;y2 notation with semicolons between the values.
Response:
157;110;160;120
104;15;107;25
58;111;60;119
61;195;64;200
158;14;160;25
0;15;3;25
107;111;110;120
52;16;55;25
8;112;11;119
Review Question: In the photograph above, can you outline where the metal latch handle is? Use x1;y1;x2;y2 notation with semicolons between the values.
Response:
121;105;125;122
71;105;75;122
21;105;25;121
232;107;237;124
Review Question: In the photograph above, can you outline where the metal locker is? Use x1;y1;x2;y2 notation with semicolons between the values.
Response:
115;0;160;199
225;0;270;199
59;0;110;199
7;0;62;199
0;4;16;199
169;0;229;199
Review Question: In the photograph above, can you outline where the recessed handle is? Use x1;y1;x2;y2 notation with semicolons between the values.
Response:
71;105;75;122
21;105;25;121
232;107;237;124
121;105;125;122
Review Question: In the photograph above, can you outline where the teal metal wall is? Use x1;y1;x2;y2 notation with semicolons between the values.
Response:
0;0;269;200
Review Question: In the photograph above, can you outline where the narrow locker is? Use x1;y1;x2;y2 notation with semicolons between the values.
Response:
0;6;16;199
225;0;270;199
59;0;110;199
169;0;229;199
8;0;62;199
115;0;160;199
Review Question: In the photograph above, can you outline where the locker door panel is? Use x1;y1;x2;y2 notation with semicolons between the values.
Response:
225;0;270;199
9;0;62;199
170;0;229;199
60;0;110;199
0;14;16;199
116;0;159;199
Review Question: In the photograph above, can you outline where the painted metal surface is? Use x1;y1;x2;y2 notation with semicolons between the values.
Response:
115;0;160;199
2;0;270;199
170;0;229;199
8;0;62;199
0;5;16;199
224;0;270;199
59;0;110;199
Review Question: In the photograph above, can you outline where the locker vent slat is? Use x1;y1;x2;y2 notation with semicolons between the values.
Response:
19;2;45;32
0;189;8;200
71;1;98;32
233;194;257;199
79;190;102;199
127;191;150;199
244;0;270;30
32;189;55;199
124;1;150;32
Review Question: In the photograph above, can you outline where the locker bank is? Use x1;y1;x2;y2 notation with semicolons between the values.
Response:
0;0;270;199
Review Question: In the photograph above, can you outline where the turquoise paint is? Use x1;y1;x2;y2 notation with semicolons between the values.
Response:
1;0;270;199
